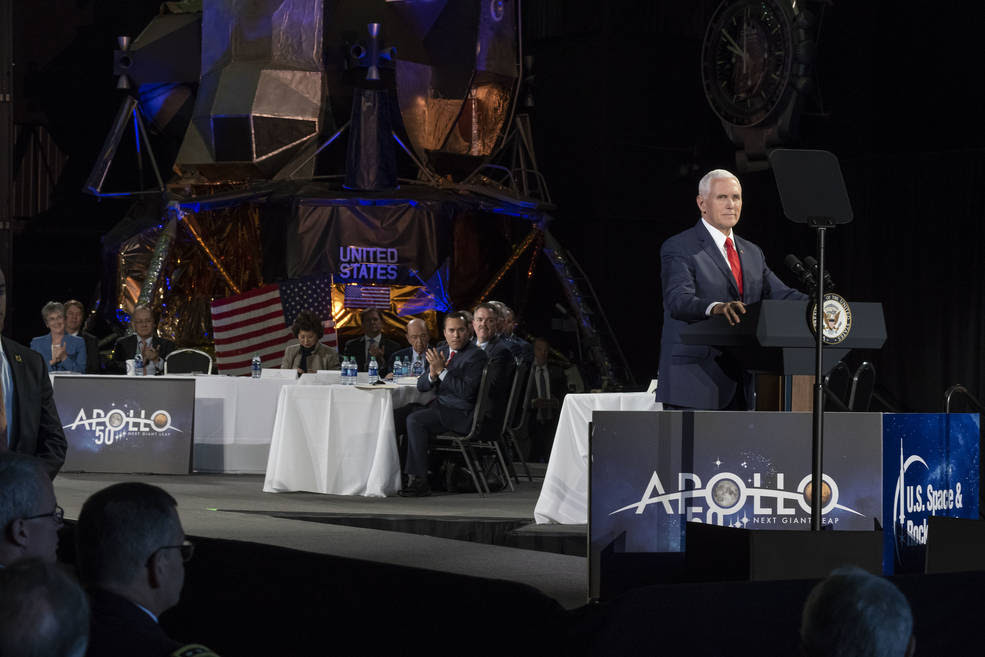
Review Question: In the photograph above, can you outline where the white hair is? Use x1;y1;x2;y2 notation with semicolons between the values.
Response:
800;566;913;657
698;169;740;198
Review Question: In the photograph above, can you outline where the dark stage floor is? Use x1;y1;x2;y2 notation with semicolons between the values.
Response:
54;472;589;610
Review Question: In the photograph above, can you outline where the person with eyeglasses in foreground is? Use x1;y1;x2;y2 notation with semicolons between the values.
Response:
75;482;219;657
0;453;63;567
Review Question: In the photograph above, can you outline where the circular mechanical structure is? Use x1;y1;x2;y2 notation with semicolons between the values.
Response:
701;0;797;127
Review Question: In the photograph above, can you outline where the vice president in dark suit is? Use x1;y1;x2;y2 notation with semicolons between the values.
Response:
657;169;807;410
0;270;67;478
400;311;488;497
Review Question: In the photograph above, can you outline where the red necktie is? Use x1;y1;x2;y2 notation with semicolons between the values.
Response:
447;350;456;365
725;237;743;296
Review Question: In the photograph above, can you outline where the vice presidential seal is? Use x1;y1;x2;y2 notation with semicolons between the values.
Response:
808;293;852;344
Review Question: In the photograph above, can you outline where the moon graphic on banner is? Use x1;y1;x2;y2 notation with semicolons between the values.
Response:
712;479;740;508
105;410;127;430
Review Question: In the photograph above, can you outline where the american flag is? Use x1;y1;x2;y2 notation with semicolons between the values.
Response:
344;284;391;309
210;274;338;376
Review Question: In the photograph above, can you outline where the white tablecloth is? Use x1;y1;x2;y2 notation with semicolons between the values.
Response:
191;376;297;473
50;373;290;474
534;392;662;524
263;383;431;497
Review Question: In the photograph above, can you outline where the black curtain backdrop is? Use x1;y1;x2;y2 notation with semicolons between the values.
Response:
523;0;985;411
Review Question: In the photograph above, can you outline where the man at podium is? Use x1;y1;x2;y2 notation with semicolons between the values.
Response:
657;169;807;410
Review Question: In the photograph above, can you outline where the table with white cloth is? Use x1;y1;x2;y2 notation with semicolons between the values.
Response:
50;373;291;473
263;380;433;497
534;392;662;524
191;375;298;473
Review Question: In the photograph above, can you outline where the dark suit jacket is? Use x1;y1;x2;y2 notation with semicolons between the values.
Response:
527;362;567;418
343;334;402;375
107;334;176;375
417;341;488;435
76;331;100;373
387;345;428;374
476;336;516;440
503;334;533;364
657;221;807;409
86;589;184;657
4;337;66;479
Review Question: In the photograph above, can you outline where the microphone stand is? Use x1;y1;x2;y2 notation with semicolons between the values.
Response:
809;217;833;531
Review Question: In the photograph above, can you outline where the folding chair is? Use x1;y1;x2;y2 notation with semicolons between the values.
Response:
432;364;513;495
823;361;851;411
502;360;533;482
164;348;213;374
848;362;876;411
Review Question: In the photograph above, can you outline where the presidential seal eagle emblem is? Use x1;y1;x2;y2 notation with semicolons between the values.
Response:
808;293;852;344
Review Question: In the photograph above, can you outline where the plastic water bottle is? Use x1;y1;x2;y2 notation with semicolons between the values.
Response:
133;351;144;377
343;356;354;385
394;356;404;377
251;354;262;379
412;357;424;377
368;356;379;383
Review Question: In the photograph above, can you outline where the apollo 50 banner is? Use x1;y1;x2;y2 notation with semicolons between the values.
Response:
589;411;884;599
54;376;196;474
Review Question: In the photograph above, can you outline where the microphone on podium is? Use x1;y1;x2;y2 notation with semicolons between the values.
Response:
784;254;816;289
803;256;836;291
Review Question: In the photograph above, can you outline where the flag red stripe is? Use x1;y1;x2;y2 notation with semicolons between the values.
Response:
210;283;279;309
213;320;289;346
211;298;282;323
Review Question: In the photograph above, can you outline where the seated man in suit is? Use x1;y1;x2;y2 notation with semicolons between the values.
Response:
472;303;516;443
489;300;532;363
386;318;430;378
76;482;218;657
0;269;66;477
65;299;101;374
0;453;63;567
107;305;176;375
526;337;567;462
657;168;807;410
399;311;488;497
343;308;401;376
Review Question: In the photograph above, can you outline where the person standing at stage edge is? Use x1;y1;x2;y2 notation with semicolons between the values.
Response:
656;169;807;410
108;305;176;375
0;268;67;478
343;307;400;376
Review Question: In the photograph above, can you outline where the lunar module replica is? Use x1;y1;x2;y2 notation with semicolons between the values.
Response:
86;0;632;388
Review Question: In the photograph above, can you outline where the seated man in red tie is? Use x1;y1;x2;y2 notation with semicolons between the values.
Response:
107;305;176;375
656;169;807;410
399;311;488;497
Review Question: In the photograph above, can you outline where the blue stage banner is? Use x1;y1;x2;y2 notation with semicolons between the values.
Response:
54;375;196;474
882;413;980;574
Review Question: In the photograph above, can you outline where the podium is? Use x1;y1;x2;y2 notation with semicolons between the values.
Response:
679;299;886;410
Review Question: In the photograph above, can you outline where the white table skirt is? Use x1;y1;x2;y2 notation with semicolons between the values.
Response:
50;373;290;474
191;375;297;473
263;383;431;497
534;392;662;524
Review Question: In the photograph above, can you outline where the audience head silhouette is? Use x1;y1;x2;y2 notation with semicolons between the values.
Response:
0;453;62;566
0;559;89;657
76;482;189;618
801;566;915;657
